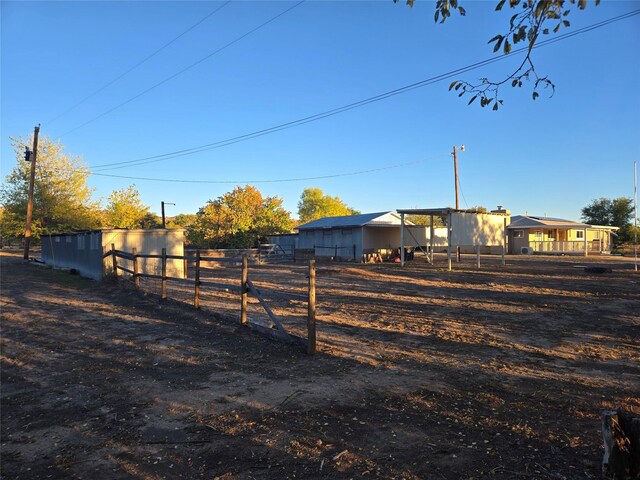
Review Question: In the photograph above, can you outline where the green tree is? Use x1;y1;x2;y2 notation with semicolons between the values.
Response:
396;0;600;109
405;214;445;227
188;185;293;248
0;135;100;238
103;185;151;229
168;213;198;229
297;188;360;224
581;197;634;243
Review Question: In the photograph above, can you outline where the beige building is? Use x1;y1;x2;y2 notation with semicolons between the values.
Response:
507;215;617;255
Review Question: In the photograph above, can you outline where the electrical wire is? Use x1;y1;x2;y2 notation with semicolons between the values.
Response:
89;154;449;184
59;1;305;137
45;2;231;126
88;8;640;174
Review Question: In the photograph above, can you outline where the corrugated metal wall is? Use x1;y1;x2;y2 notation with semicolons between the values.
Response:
41;230;185;280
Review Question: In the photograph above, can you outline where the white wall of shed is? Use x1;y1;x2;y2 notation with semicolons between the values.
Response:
101;230;185;278
450;212;507;246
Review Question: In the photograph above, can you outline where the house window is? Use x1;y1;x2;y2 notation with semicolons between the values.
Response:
513;230;524;238
534;231;543;238
576;230;584;239
547;230;555;239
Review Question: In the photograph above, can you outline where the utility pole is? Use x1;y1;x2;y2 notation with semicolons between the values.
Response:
453;146;459;210
23;124;40;260
161;201;175;228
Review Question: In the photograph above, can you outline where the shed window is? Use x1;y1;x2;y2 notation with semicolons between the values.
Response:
55;237;61;243
77;236;85;250
66;236;72;243
90;235;99;250
342;228;352;235
323;230;332;237
513;230;524;238
576;230;584;239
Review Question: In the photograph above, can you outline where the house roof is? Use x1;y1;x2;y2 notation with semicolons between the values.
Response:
297;212;406;230
508;215;591;229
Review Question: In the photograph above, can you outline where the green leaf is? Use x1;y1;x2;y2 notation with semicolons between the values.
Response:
492;102;499;111
493;36;504;53
448;80;458;91
532;91;539;100
495;0;506;11
563;20;570;27
488;34;502;44
468;95;477;105
434;10;440;22
503;40;512;54
553;23;560;33
542;28;549;34
458;6;466;16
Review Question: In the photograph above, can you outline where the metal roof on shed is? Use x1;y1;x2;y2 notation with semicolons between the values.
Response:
508;215;591;229
297;212;403;230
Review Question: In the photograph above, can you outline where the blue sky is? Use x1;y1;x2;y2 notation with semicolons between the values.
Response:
2;1;639;221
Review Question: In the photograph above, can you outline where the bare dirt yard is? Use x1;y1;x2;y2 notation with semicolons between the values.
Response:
1;250;639;480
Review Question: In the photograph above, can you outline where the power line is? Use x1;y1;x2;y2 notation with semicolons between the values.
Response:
45;2;231;126
89;9;640;173
89;154;449;184
59;1;305;137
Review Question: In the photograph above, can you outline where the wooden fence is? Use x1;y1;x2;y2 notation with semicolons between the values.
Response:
104;244;317;354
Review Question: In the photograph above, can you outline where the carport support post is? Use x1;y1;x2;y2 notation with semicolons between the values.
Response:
429;215;434;265
447;211;452;271
194;250;201;309
240;254;248;325
111;243;118;276
161;248;167;300
307;259;317;355
132;247;140;289
400;213;405;267
502;217;507;265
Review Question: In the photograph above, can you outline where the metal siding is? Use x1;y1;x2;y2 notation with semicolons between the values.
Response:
450;212;506;246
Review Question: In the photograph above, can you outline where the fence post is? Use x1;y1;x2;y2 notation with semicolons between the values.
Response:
111;243;118;276
502;245;506;265
456;246;461;263
194;249;201;309
132;247;140;289
307;259;317;355
353;244;356;261
240;254;248;325
183;257;188;279
476;244;481;270
161;248;167;300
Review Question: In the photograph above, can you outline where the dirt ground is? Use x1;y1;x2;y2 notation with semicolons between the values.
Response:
1;250;639;480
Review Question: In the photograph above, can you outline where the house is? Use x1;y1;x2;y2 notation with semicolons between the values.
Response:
41;229;186;280
507;215;618;255
296;212;442;262
397;208;510;267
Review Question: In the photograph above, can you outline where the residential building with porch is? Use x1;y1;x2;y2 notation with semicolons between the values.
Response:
507;215;617;255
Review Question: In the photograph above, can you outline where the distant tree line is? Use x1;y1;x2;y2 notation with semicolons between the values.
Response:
0;136;360;249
